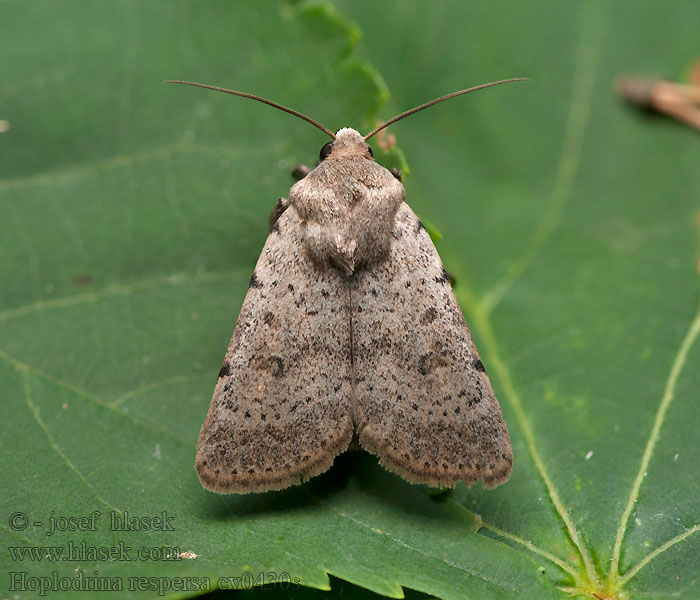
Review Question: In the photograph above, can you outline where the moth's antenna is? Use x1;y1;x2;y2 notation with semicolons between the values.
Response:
165;80;336;140
363;78;527;140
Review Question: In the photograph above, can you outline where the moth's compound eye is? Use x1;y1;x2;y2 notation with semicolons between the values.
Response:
367;145;374;158
389;167;402;181
319;141;333;161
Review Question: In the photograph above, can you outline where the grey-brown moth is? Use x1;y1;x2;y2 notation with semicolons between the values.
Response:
167;79;524;493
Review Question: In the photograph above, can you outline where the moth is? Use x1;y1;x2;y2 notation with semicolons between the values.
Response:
167;78;523;493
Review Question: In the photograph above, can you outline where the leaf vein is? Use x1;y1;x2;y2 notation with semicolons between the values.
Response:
619;524;699;587
479;519;582;583
0;349;191;447
21;367;123;515
323;505;519;591
453;279;598;583
609;301;700;585
481;4;603;314
0;269;243;323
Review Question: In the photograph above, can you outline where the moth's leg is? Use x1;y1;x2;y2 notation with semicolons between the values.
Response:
389;166;402;182
269;197;289;232
291;164;311;181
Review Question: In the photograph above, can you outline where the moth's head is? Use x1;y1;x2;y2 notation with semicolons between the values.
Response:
319;128;373;162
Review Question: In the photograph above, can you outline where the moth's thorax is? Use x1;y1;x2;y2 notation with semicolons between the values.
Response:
289;128;405;275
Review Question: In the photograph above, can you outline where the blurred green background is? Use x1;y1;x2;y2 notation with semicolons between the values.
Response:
2;1;699;599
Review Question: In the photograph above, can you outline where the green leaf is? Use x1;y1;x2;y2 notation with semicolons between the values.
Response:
335;0;700;598
2;2;699;600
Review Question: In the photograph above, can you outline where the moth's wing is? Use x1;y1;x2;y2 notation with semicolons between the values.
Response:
196;205;353;493
352;202;513;488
